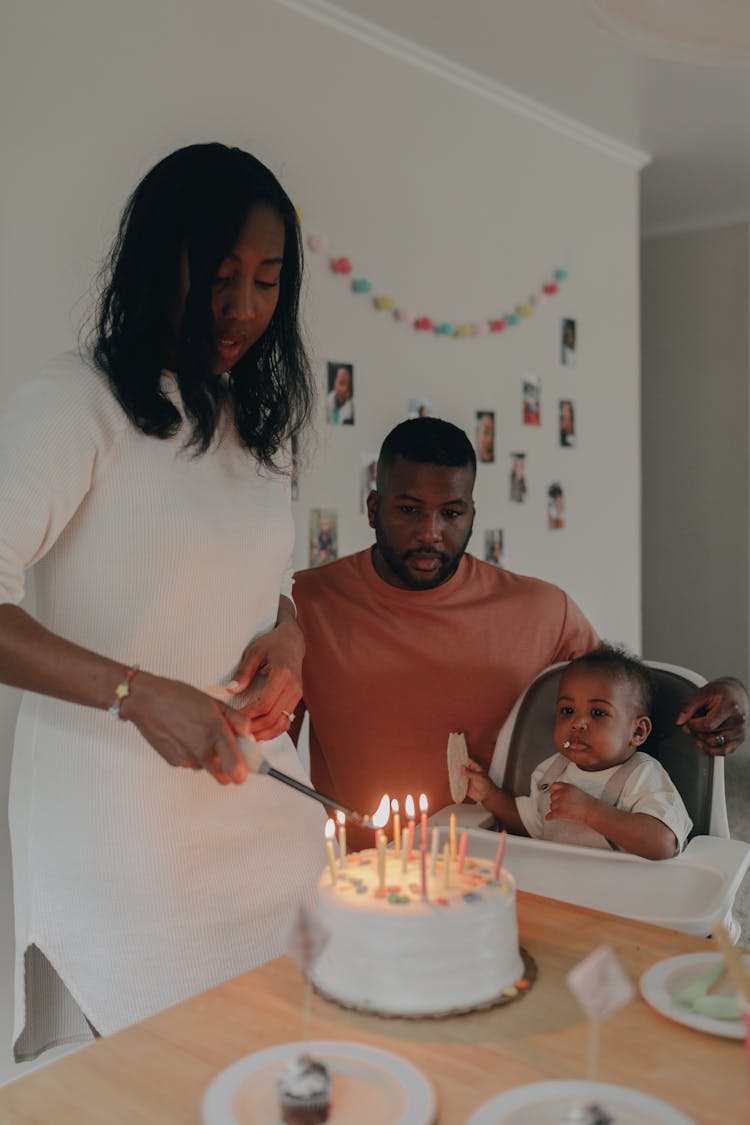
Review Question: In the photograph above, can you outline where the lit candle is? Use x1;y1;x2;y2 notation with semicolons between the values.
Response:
377;829;387;889
493;828;508;881
449;812;457;864
420;841;428;900
371;793;391;834
457;830;468;874
401;827;409;873
391;798;401;858
430;827;440;875
419;793;428;850
442;843;450;890
405;794;416;859
336;811;347;869
324;818;338;886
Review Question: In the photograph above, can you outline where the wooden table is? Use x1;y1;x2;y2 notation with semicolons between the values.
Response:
0;893;746;1124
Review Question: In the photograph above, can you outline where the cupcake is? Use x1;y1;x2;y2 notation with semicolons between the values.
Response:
276;1052;332;1124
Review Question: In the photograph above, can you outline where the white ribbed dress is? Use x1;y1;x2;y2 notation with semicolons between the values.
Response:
1;352;326;1059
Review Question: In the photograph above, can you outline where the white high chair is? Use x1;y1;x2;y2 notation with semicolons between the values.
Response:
431;661;750;940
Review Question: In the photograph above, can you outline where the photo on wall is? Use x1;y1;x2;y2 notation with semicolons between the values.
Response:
326;362;354;425
484;529;504;567
547;482;565;530
561;318;576;366
559;399;576;447
509;453;527;503
476;411;495;463
360;454;378;513
407;398;433;419
309;508;338;567
523;375;541;426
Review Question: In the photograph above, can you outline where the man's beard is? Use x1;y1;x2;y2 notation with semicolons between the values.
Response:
373;513;473;590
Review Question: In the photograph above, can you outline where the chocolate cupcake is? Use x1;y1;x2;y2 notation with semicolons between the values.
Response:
276;1052;331;1124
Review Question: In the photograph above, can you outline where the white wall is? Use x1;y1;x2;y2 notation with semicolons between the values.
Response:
0;0;642;1084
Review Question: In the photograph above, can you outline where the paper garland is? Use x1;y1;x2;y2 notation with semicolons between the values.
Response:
304;227;568;339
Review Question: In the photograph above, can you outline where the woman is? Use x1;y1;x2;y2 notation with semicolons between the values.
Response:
0;143;326;1060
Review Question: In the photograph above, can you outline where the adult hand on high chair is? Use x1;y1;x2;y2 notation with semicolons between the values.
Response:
675;677;748;756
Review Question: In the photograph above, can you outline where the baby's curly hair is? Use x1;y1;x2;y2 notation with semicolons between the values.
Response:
565;643;653;715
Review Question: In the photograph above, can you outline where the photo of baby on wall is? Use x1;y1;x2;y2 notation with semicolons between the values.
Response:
476;411;495;463
509;453;527;503
407;398;433;419
484;530;504;567
523;376;541;426
326;362;354;425
561;318;576;366
559;399;576;447
309;509;338;566
547;482;565;529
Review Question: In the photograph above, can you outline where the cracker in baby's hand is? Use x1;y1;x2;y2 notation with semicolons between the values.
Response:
447;731;469;803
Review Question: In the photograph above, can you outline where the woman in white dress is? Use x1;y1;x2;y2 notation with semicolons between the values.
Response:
0;143;327;1060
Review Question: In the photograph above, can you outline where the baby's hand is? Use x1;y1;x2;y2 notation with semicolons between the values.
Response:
546;781;598;823
461;759;498;804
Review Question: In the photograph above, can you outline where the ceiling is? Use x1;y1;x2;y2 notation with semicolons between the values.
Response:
304;0;750;236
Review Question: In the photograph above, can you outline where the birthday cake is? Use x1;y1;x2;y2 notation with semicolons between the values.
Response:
309;842;524;1017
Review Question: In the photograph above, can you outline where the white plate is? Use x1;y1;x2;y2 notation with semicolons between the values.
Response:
201;1039;437;1125
467;1080;696;1124
639;952;747;1040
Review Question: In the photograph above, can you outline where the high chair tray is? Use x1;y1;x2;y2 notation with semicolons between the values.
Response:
428;815;750;937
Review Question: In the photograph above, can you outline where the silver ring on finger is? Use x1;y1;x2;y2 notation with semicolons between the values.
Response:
282;710;296;723
714;733;727;747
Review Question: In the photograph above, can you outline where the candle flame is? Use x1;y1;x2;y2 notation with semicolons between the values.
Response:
391;797;399;813
405;793;415;818
419;793;428;813
325;818;335;840
336;810;345;825
371;793;391;829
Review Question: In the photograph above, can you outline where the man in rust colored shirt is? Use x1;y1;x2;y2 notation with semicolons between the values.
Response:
292;419;747;847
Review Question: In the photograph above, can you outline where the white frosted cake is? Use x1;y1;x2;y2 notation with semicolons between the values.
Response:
310;845;524;1017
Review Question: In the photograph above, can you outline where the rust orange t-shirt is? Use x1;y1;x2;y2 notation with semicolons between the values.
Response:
293;549;598;848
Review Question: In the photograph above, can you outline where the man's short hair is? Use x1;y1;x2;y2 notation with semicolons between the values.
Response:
376;418;477;489
565;643;654;715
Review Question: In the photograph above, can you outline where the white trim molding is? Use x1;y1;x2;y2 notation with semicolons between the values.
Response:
275;0;651;169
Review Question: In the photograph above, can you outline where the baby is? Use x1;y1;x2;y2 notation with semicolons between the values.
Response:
463;645;693;859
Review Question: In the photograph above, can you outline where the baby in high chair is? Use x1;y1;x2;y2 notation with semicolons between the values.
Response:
462;644;693;859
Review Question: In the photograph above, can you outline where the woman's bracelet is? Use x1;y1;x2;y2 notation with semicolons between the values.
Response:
109;664;140;720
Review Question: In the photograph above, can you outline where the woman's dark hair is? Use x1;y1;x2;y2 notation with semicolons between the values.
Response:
376;417;477;490
90;142;314;467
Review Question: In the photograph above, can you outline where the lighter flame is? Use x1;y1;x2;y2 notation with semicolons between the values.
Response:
336;810;345;825
325;818;336;840
405;793;415;819
372;793;391;829
419;793;428;814
391;797;399;813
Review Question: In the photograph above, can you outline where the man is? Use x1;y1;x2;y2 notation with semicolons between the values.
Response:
292;418;747;845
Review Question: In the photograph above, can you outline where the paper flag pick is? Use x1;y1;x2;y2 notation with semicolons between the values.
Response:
285;904;331;974
566;944;634;1022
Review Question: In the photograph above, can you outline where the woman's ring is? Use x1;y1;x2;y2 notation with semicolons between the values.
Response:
715;733;727;747
282;710;296;723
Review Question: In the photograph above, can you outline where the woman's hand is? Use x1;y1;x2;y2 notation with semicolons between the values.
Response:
227;616;305;740
122;671;252;785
